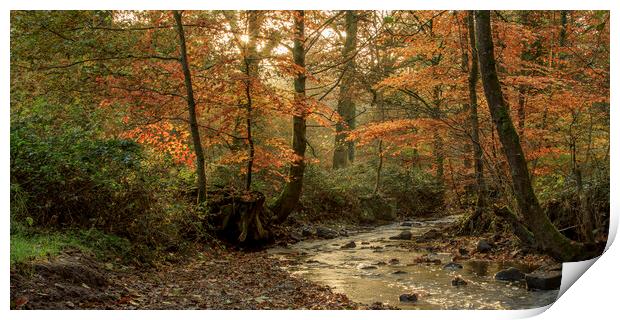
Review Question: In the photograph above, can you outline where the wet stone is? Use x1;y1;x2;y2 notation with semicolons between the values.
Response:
443;262;463;270
399;293;418;303
525;270;561;290
494;267;525;282
316;226;338;239
340;241;356;249
416;229;442;243
451;276;468;286
389;230;413;240
388;258;400;265
414;255;442;265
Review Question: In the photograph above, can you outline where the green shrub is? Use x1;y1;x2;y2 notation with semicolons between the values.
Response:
10;100;185;258
379;165;445;216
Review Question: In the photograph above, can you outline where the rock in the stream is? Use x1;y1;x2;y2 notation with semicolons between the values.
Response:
451;276;468;286
414;254;442;265
525;269;562;290
389;230;413;240
388;258;400;265
399;293;418;303
340;241;356;249
361;241;370;245
416;229;442;242
316;226;339;239
494;267;525;281
400;221;413;227
476;239;493;253
358;264;378;270
443;262;463;270
392;270;408;275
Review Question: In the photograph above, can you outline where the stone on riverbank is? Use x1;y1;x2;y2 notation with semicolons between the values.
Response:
476;239;493;253
316;226;338;239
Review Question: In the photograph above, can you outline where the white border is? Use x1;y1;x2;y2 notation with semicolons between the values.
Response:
2;1;617;319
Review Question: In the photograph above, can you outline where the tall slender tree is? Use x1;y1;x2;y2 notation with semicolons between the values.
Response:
173;10;207;204
242;11;263;191
475;10;589;261
333;10;358;169
272;11;308;222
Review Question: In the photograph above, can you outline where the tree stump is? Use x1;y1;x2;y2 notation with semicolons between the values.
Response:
206;187;272;244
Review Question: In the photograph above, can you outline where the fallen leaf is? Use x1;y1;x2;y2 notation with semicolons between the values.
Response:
14;296;28;309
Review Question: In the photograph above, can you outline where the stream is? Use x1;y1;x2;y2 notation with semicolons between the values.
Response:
269;215;560;310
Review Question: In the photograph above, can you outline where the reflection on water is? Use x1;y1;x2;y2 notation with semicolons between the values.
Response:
269;216;560;310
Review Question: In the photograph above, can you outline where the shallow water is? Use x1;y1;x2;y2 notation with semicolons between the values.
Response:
269;216;560;310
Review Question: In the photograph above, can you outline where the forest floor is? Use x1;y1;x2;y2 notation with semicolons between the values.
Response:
10;246;368;310
10;216;555;310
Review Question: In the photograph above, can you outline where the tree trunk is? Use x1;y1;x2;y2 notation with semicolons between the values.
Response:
468;11;486;221
575;167;595;242
375;139;384;195
173;11;207;204
272;10;307;223
475;10;589;261
242;11;262;190
459;11;487;234
517;86;526;137
333;10;358;169
431;87;444;182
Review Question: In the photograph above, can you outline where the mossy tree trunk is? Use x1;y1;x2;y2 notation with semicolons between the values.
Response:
272;11;307;223
475;10;590;261
333;10;358;169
